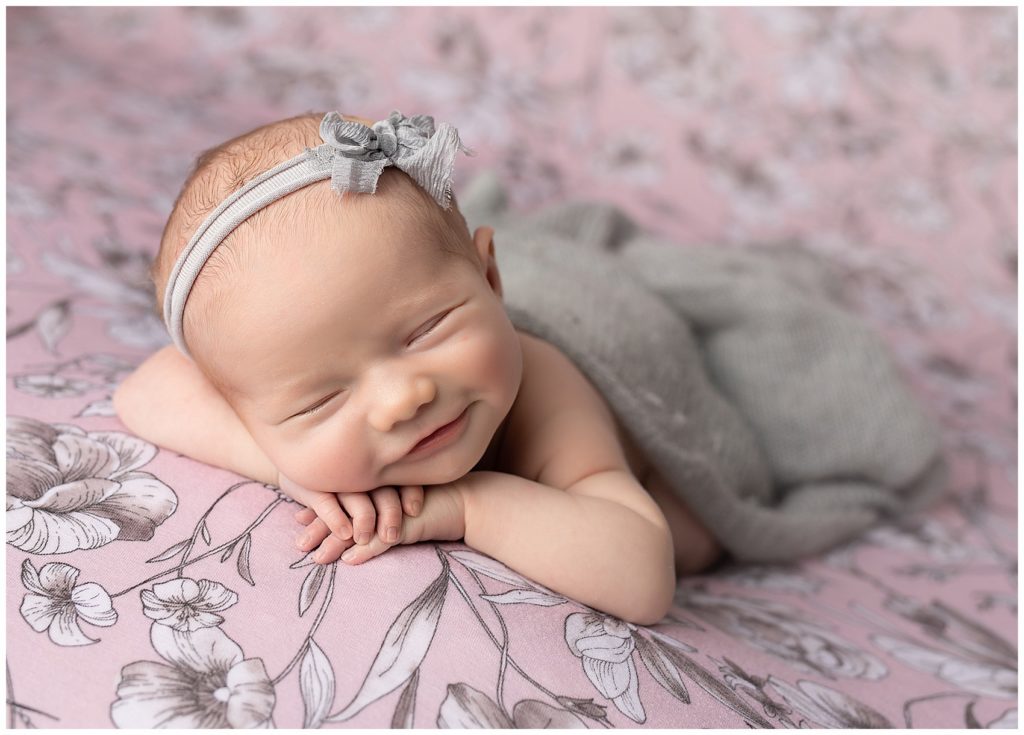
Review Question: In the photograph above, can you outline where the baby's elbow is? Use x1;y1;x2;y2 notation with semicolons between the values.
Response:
634;574;676;626
620;535;677;626
619;580;674;626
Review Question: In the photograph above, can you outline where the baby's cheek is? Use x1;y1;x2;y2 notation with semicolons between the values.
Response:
277;431;374;494
462;318;522;406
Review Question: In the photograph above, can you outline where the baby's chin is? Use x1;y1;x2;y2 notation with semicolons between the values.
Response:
384;442;483;487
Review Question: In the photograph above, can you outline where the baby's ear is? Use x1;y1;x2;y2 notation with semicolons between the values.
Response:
472;226;502;299
472;225;495;257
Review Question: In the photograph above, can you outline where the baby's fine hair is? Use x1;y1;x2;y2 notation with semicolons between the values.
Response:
150;110;477;363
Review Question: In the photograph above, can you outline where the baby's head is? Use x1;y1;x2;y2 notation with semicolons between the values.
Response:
151;111;523;493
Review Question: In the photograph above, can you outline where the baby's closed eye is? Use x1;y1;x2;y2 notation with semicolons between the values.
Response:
407;310;450;345
297;391;343;417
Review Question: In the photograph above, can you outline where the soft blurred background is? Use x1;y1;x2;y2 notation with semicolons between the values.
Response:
9;6;1015;475
6;6;1017;729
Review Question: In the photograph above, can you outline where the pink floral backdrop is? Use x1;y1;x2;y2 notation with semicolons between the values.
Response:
6;6;1016;729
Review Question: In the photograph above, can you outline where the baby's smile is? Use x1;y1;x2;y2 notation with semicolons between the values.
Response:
400;402;473;460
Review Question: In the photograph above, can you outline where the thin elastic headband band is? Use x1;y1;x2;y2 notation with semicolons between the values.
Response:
162;110;473;359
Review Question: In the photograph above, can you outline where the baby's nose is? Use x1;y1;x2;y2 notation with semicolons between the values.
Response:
367;374;436;432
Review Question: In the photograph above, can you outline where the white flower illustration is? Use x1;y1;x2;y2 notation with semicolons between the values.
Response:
565;612;644;723
871;634;1016;699
19;559;117;646
7;416;177;553
111;624;275;728
141;578;239;631
680;589;887;680
768;675;892;728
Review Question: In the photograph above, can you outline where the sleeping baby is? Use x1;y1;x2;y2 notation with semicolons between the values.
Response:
113;110;722;626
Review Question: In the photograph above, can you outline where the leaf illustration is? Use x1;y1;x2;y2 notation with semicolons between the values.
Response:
36;300;71;355
436;683;513;728
635;635;690;704
146;538;190;564
390;667;419;728
199;520;211;546
220;542;237;563
327;562;448;721
289;551;319;569
298;564;327;617
300;638;335;729
449;549;531;586
77;399;115;417
236;534;255;585
647;628;697;654
662;646;774;728
479;588;567;606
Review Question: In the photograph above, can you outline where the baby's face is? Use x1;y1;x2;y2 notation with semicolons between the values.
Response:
199;192;523;494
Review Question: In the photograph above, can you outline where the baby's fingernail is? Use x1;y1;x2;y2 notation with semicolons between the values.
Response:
295;533;309;548
341;547;357;562
386;526;399;543
356;531;371;545
409;501;422;515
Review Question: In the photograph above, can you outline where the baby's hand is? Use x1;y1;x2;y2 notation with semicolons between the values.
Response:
283;476;424;564
333;479;468;566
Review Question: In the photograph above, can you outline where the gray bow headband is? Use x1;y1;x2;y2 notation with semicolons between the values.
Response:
162;110;474;359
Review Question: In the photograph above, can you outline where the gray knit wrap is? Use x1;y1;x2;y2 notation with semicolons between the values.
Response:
458;170;949;562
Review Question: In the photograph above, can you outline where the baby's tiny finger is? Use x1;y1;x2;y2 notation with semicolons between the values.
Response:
399;485;424;516
339;492;376;545
309;494;353;541
341;531;392;565
312;533;353;565
294;507;317;525
370;486;403;543
296;517;330;551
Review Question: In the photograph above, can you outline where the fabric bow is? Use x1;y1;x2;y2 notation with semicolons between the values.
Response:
314;110;473;210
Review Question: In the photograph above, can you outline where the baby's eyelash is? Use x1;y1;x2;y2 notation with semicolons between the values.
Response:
408;311;449;344
298;393;338;417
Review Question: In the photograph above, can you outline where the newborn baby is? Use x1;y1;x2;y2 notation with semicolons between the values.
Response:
114;110;720;625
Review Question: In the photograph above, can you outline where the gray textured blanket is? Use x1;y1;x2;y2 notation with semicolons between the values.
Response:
459;171;949;562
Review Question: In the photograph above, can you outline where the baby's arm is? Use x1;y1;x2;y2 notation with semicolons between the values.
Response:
113;345;279;485
466;470;676;625
345;470;675;625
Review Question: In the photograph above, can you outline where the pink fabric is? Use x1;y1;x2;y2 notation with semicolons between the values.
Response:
7;7;1015;728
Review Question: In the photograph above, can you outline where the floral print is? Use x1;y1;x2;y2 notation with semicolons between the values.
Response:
680;587;888;680
6;6;1014;729
770;675;893;727
111;625;276;728
565;613;644;721
141;578;239;631
7;417;177;554
19;560;117;646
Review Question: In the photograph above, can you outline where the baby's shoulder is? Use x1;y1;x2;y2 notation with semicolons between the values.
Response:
496;329;635;488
